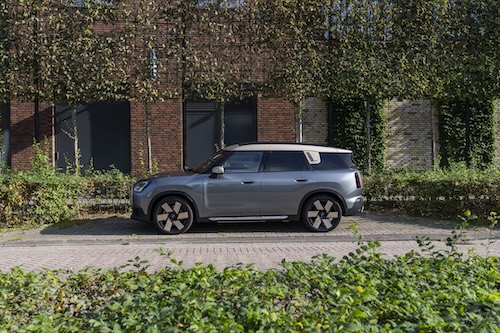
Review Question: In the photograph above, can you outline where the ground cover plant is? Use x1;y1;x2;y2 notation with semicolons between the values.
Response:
0;218;499;332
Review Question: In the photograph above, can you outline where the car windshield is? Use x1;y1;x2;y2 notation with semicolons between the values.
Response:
192;151;230;174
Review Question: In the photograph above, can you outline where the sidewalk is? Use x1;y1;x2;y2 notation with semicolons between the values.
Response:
1;213;498;271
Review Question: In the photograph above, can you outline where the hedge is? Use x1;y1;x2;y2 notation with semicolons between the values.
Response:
0;169;133;228
364;165;500;219
0;235;498;332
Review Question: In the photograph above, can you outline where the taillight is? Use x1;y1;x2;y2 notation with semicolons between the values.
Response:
355;172;362;189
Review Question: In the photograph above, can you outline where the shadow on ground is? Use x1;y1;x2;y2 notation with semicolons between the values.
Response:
38;212;463;237
40;217;310;236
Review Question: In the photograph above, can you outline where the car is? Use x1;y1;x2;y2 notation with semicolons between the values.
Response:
131;142;364;234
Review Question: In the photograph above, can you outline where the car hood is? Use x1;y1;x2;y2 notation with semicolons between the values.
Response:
145;171;200;186
150;171;191;179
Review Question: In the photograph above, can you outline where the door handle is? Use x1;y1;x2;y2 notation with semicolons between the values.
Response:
295;179;308;182
241;180;255;184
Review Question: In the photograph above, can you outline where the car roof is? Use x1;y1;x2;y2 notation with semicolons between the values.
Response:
224;142;352;154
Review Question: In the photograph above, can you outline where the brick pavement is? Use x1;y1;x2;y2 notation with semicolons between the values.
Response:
0;213;498;272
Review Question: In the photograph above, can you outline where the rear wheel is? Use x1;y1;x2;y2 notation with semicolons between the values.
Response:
302;195;342;232
153;196;194;235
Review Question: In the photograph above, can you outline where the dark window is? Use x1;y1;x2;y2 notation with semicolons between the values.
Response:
223;151;262;173
55;102;131;173
312;153;354;170
267;151;310;172
184;97;256;169
197;0;244;8
0;104;10;168
66;0;114;7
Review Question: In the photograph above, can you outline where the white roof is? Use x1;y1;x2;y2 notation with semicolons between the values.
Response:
224;143;352;154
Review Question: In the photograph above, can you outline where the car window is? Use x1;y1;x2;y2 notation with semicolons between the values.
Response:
222;152;263;173
192;151;229;173
267;151;310;172
311;153;354;170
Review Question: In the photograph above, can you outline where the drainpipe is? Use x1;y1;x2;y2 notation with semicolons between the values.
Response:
296;100;304;143
327;98;333;146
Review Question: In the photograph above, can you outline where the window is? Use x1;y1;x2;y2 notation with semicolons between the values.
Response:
66;0;114;8
223;151;262;173
311;153;354;171
0;104;9;168
267;151;310;172
197;0;244;8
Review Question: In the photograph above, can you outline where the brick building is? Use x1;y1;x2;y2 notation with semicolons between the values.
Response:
1;2;498;174
0;96;296;174
302;98;500;171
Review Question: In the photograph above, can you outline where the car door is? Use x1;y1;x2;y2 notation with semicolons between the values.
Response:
201;151;263;218
259;151;315;216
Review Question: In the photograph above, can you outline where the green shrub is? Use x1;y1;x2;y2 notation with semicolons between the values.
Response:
0;143;135;228
78;168;135;214
0;235;498;332
365;165;500;219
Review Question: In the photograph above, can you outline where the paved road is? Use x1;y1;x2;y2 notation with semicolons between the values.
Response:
1;213;498;272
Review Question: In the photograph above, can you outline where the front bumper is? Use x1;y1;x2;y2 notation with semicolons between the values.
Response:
131;207;150;222
130;187;151;222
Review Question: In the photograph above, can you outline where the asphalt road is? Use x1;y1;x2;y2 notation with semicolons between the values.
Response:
1;213;498;272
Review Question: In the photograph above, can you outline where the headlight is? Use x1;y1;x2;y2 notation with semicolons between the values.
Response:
133;181;150;193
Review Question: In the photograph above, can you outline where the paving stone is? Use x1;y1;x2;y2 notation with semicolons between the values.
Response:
0;213;498;272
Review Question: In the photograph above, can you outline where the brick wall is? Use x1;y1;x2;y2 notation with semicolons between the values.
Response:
130;99;183;174
495;100;500;168
385;100;439;170
10;100;54;170
302;98;328;145
257;97;295;142
302;98;440;171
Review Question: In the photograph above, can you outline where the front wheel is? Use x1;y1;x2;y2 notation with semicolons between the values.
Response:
153;196;194;235
302;195;342;232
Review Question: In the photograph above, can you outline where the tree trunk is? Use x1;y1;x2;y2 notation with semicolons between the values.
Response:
72;107;80;176
365;100;372;174
465;99;471;167
145;102;152;174
219;103;225;149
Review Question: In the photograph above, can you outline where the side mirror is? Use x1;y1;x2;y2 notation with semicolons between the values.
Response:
210;166;224;178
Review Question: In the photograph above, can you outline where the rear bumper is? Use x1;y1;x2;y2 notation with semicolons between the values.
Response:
346;197;365;215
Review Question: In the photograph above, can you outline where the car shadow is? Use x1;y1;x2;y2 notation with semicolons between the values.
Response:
38;211;467;238
40;216;311;236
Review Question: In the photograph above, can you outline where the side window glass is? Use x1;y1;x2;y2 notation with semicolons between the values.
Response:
267;151;310;172
222;152;263;173
312;153;353;170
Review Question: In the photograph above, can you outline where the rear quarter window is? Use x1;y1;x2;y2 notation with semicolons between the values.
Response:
311;153;354;170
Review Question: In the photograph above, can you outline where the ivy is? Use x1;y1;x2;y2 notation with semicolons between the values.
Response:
439;99;495;168
1;0;497;106
0;0;498;175
330;98;386;174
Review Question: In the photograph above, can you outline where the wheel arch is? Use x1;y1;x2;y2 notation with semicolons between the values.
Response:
148;192;200;221
299;190;347;216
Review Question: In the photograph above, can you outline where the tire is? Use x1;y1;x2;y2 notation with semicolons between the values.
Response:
153;196;194;235
302;195;342;232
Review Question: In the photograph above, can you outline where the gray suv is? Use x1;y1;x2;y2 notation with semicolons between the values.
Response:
131;143;364;234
